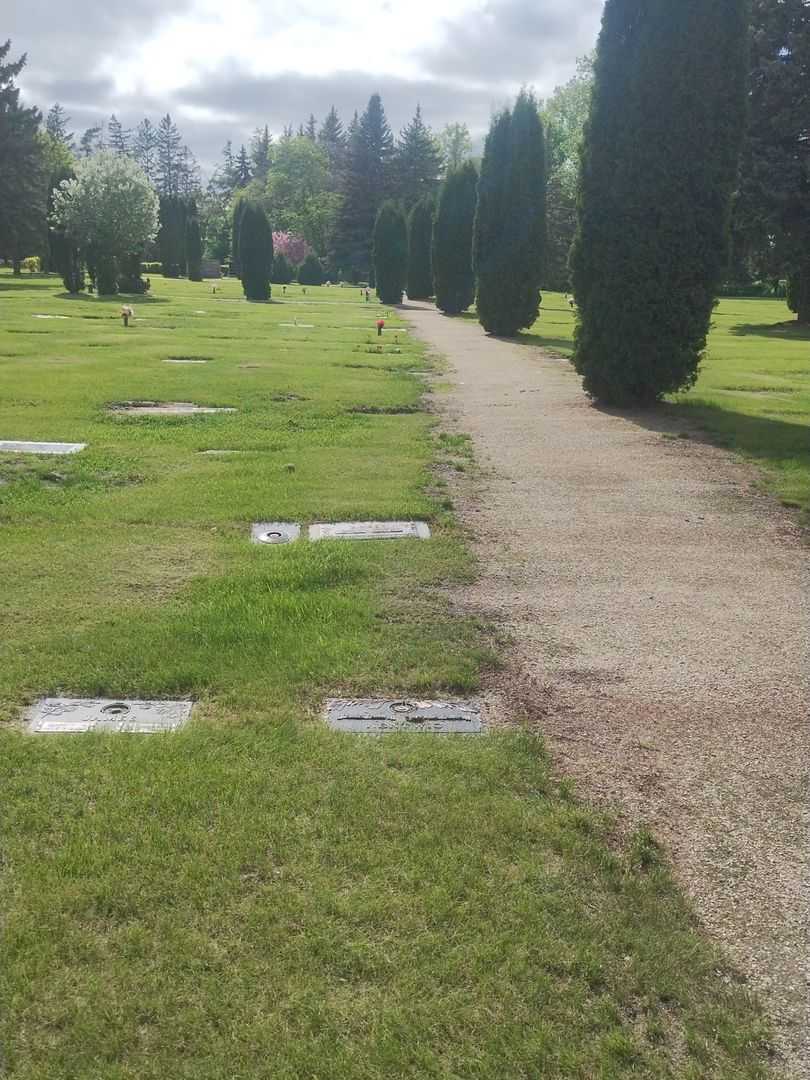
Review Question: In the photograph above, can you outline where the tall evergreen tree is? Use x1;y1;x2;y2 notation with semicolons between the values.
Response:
45;103;74;150
474;91;546;336
185;208;202;281
234;144;251;187
395;105;443;207
433;161;478;314
305;114;317;140
250;125;272;181
738;0;810;321
334;93;394;278
158;196;185;277
318;106;346;189
0;42;47;270
230;192;249;276
79;125;104;158
406;197;434;299
156;113;183;196
571;0;751;405
107;114;131;155
133;119;158;182
239;201;273;301
178;145;201;197
373;200;407;304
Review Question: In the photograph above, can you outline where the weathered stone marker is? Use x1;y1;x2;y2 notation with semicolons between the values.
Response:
26;698;193;734
325;699;482;734
309;521;431;541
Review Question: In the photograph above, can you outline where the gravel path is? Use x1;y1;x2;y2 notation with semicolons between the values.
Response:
405;301;810;1078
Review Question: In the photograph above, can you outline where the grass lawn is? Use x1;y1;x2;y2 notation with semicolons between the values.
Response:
0;272;772;1078
520;293;810;521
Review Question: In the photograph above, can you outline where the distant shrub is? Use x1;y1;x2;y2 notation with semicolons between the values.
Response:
141;262;162;274
272;252;295;284
22;256;41;273
298;253;324;286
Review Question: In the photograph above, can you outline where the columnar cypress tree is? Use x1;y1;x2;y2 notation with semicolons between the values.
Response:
239;202;273;301
473;92;546;336
571;0;751;405
433;161;478;314
158;196;184;277
406;197;434;299
298;253;324;285
272;252;294;284
186;213;202;281
231;193;248;276
373;201;407;304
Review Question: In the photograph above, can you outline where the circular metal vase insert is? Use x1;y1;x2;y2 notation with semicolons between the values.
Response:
250;522;301;545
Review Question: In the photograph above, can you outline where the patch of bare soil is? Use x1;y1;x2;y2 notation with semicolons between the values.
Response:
405;301;810;1079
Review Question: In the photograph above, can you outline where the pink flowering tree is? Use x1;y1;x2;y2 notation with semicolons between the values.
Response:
272;231;311;267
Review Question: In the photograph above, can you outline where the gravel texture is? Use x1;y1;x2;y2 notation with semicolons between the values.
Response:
405;301;810;1079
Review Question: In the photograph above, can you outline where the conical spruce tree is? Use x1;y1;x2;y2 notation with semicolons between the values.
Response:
230;193;249;277
571;0;751;405
473;91;546;336
373;201;408;304
239;202;273;301
433;161;478;315
406;197;434;299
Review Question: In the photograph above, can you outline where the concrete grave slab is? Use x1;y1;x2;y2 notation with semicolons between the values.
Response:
325;698;482;734
26;697;193;734
251;522;301;545
279;323;315;329
33;314;70;319
109;401;236;415
198;449;248;455
163;358;209;364
0;440;86;455
309;521;430;542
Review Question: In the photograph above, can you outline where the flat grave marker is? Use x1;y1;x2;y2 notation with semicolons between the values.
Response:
109;401;236;415
251;522;301;545
26;698;193;734
0;440;86;455
325;698;482;735
309;521;431;542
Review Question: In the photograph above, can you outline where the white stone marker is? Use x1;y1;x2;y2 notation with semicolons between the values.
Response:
0;440;86;455
309;521;430;542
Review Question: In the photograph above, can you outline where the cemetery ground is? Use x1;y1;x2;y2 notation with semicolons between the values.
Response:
519;294;810;522
0;270;784;1079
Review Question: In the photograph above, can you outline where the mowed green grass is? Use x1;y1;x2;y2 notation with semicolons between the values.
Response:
522;293;810;519
0;272;771;1078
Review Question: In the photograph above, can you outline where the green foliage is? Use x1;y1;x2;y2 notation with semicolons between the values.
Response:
158;195;186;278
51;228;84;293
272;251;294;284
51;150;158;295
334;94;395;279
406;197;434;299
239;201;273;301
117;251;148;294
736;0;810;322
540;56;593;291
394;105;443;208
297;252;324;286
0;41;48;267
186;213;203;281
373;200;407;304
433;162;478;315
439;122;473;172
474;92;546;336
571;0;751;405
230;192;249;278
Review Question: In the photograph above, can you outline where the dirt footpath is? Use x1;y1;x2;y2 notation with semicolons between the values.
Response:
405;301;810;1078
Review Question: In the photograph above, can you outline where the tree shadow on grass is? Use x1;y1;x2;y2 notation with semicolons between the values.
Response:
55;292;170;304
728;321;810;340
594;398;810;514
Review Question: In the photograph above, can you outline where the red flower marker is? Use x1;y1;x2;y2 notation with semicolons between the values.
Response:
376;318;385;337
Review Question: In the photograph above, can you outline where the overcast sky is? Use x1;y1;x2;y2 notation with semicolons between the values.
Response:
8;0;603;171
